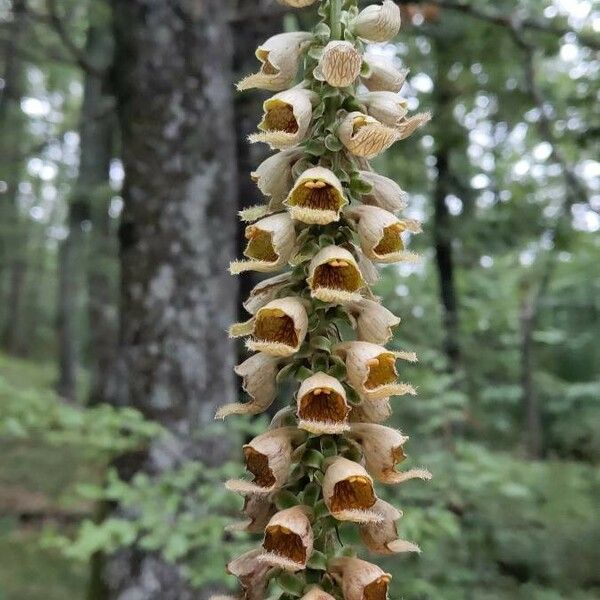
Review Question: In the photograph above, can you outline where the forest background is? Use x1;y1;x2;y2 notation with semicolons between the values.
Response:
0;0;598;599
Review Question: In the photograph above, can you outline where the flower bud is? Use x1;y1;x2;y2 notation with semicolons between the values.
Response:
348;298;400;345
362;56;408;92
284;166;348;224
259;505;314;570
307;245;366;304
357;170;408;213
358;91;408;127
250;88;317;150
237;32;312;91
349;396;393;424
354;0;402;42
243;272;292;316
297;372;350;434
230;213;296;274
227;549;272;600
338;111;399;158
323;456;383;523
334;341;417;401
329;556;392;600
316;41;362;87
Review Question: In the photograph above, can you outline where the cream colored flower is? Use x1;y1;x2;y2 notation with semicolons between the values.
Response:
354;0;402;42
237;32;312;91
348;205;421;263
307;246;366;304
259;505;313;570
349;397;392;423
227;549;273;600
397;111;432;140
338;111;399;158
349;423;432;484
243;272;292;316
277;0;317;6
348;298;400;345
249;88;317;150
334;341;417;401
362;56;408;92
323;456;383;523
316;41;362;88
357;170;408;213
226;493;276;534
215;353;279;418
358;91;408;127
329;556;392;600
359;499;420;555
296;372;350;434
301;588;336;600
226;427;305;494
284;166;348;224
230;213;296;274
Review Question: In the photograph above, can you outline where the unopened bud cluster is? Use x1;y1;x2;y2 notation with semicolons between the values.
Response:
216;1;431;598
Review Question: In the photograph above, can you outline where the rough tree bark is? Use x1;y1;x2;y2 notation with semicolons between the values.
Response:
105;1;238;598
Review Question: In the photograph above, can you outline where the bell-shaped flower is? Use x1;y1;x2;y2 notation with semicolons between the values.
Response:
277;0;318;5
249;88;317;150
307;246;366;304
259;505;314;571
226;549;273;600
354;0;402;42
329;556;392;600
323;456;383;523
243;272;292;316
315;41;362;88
237;32;312;91
347;298;400;345
338;112;399;158
361;56;407;92
216;353;279;418
296;372;351;434
230;213;296;274
230;296;308;357
348;205;421;263
301;588;336;600
349;397;393;423
334;341;417;401
359;499;420;555
358;91;408;127
348;423;432;483
284;166;348;224
227;493;277;534
226;427;306;494
357;170;408;213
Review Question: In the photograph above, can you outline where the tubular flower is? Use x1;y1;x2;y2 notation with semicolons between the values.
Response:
237;32;312;91
334;341;417;400
323;456;383;523
348;205;421;263
316;41;362;87
348;423;432;483
223;1;431;597
249;88;317;150
329;556;392;600
284;166;348;224
259;505;314;570
297;372;351;433
230;213;296;274
307;246;366;304
354;0;402;42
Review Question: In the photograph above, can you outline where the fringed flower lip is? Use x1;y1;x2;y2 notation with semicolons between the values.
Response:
301;587;337;600
284;166;348;225
249;88;317;150
215;353;279;418
226;427;306;495
347;297;401;345
230;296;308;357
226;493;276;534
329;556;392;600
230;213;296;274
259;505;314;571
226;549;273;600
361;56;408;92
307;245;366;304
354;0;402;42
243;272;292;316
398;111;432;141
296;372;351;434
357;170;408;213
347;205;421;263
334;341;417;401
237;31;312;91
358;90;408;128
323;456;384;523
315;41;362;88
359;498;421;555
348;422;432;484
338;111;399;159
349;396;393;424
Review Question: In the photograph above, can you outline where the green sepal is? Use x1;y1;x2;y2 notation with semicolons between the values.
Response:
274;490;301;510
276;362;297;384
305;139;327;157
276;571;306;597
310;335;332;353
308;45;325;61
313;499;329;520
324;134;343;152
302;482;321;506
313;22;331;42
360;60;372;77
350;175;373;195
340;545;357;557
303;448;325;469
295;366;314;381
307;550;328;571
321;437;338;457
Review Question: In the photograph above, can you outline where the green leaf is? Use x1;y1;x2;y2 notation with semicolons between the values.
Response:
277;571;306;596
307;550;328;570
313;499;329;520
302;449;325;469
304;139;326;157
321;437;337;458
324;134;343;152
275;490;301;510
295;366;314;381
302;482;321;506
310;335;332;353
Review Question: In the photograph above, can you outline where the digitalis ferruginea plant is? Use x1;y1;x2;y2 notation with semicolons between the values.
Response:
217;1;431;598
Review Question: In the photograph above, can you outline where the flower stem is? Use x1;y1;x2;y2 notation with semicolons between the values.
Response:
330;0;342;40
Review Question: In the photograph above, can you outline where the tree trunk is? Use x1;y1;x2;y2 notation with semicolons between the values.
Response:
106;1;238;597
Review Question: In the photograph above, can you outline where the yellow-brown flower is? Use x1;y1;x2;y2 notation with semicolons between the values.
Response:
316;41;362;87
329;556;392;600
338;111;399;158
